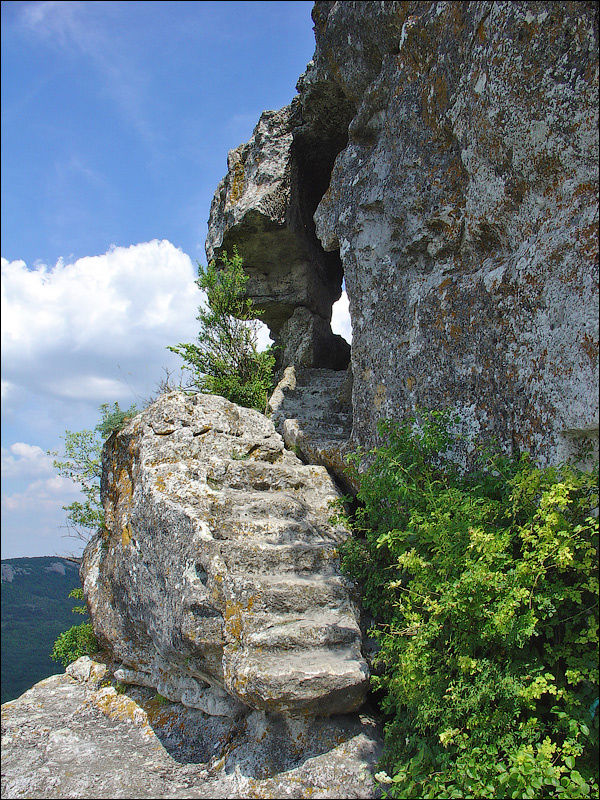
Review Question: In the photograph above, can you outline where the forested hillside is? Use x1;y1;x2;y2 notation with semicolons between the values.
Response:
1;557;81;703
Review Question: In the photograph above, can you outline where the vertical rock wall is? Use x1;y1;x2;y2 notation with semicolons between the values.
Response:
312;1;599;464
208;1;599;466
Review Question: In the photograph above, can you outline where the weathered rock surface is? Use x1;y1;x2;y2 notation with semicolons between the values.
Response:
268;366;356;492
82;392;368;717
1;663;382;799
209;0;599;467
312;0;599;465
206;97;350;371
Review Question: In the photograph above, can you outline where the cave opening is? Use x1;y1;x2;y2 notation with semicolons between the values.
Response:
288;115;352;369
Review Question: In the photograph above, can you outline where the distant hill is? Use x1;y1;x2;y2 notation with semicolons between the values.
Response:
1;557;82;704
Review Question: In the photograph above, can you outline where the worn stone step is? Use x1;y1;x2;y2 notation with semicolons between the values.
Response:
228;572;353;614
217;540;341;576
243;609;361;650
224;644;369;716
212;517;341;547
268;366;354;491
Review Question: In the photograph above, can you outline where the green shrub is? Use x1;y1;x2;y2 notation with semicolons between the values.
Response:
50;622;98;669
95;401;139;439
168;247;275;412
339;412;599;799
50;588;98;668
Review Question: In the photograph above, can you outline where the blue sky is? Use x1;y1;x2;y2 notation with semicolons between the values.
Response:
1;1;351;559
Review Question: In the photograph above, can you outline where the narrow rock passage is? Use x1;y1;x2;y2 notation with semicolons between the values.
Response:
269;366;356;491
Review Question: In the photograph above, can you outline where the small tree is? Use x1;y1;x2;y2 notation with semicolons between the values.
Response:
50;401;138;545
168;247;275;412
49;403;136;668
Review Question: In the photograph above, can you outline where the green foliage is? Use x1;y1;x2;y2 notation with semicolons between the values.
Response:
50;583;98;669
168;247;275;412
50;621;98;669
339;412;599;799
49;401;138;542
95;401;139;439
68;587;87;615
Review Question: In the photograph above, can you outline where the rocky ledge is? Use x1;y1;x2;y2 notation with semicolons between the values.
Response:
1;659;382;799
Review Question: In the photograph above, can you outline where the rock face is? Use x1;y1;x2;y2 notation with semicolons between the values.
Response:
206;101;350;372
209;1;599;467
82;392;368;717
1;664;382;799
269;366;355;492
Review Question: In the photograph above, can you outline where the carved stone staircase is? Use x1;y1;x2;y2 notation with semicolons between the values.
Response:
268;366;356;492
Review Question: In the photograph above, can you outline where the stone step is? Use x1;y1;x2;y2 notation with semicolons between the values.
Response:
231;572;353;614
217;540;342;577
268;366;354;492
224;644;369;715
243;609;361;650
214;516;341;547
281;412;350;432
293;368;351;390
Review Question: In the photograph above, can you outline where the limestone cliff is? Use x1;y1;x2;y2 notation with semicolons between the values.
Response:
209;0;599;468
3;4;598;798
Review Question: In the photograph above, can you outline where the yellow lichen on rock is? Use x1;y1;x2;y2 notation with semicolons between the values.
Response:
229;159;245;205
121;524;133;547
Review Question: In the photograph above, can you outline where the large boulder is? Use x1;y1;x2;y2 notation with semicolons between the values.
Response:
81;393;368;717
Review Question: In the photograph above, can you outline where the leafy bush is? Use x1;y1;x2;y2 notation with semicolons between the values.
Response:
50;622;97;669
339;412;599;799
51;589;98;668
168;247;275;412
95;401;139;439
50;402;138;543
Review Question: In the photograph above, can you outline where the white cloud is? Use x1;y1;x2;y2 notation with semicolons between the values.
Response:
1;441;80;524
1;240;201;408
1;380;14;401
45;376;129;402
1;474;79;512
331;290;352;344
20;1;84;43
1;442;54;478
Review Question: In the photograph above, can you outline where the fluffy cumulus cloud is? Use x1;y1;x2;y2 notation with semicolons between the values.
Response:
1;240;201;408
1;474;79;513
331;290;352;344
1;240;204;557
0;441;74;514
1;442;55;478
